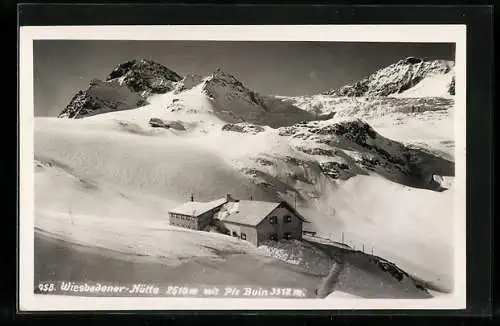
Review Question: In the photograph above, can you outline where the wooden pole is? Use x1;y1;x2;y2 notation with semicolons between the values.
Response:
341;232;344;244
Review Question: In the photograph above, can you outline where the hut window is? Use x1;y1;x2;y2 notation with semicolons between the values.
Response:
284;215;292;223
269;216;277;224
232;231;238;237
284;232;292;240
270;233;278;241
241;233;247;240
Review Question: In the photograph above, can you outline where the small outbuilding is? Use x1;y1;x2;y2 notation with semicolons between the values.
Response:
168;197;227;230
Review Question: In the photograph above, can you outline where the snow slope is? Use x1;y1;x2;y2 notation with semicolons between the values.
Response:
300;174;455;292
34;211;430;299
35;117;275;208
392;67;455;99
35;209;258;266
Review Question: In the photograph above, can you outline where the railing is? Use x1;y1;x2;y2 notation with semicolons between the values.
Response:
302;230;376;256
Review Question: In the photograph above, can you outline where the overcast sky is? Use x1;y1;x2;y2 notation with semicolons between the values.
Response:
34;41;455;117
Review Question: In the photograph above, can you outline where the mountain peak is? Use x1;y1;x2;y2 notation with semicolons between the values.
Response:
58;58;183;119
201;69;262;106
106;58;183;94
206;68;242;85
324;58;455;97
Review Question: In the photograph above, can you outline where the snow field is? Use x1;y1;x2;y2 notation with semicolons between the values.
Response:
35;209;258;266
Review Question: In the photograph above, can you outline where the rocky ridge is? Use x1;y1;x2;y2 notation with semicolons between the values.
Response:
58;79;148;119
58;59;182;119
324;57;455;97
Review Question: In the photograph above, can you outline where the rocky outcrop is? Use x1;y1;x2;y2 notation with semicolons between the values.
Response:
309;119;379;144
318;161;351;179
221;123;265;134
448;76;455;95
148;118;186;131
58;91;100;119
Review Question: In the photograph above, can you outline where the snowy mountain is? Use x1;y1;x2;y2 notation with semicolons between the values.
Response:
198;69;318;127
58;59;183;119
37;57;456;298
324;57;455;98
59;62;316;128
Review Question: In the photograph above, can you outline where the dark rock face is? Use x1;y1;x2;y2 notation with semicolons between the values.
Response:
58;91;100;119
107;59;183;94
448;76;455;95
403;57;423;65
368;256;408;282
297;146;336;157
148;118;186;130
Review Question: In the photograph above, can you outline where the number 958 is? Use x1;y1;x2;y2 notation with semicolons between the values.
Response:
38;283;55;292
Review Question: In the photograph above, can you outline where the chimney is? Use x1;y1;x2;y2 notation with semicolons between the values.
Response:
190;193;194;202
226;193;233;202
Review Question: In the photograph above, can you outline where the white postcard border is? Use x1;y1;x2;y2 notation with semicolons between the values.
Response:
18;24;467;311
